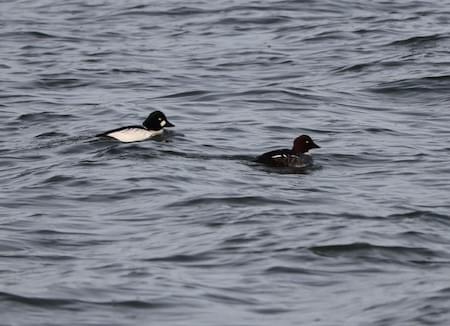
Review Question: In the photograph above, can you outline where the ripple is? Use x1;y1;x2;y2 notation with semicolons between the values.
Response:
111;6;209;18
1;0;450;324
309;242;446;264
0;291;169;309
388;210;450;226
168;195;295;208
17;112;76;122
369;75;450;94
216;16;291;26
33;78;92;89
264;266;324;275
387;34;448;46
0;31;56;39
253;307;292;314
156;90;210;99
144;252;213;263
35;131;68;139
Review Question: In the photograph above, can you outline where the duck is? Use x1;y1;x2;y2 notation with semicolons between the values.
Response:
256;135;320;168
96;111;174;143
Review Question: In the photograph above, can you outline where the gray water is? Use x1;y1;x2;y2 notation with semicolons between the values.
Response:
1;0;450;325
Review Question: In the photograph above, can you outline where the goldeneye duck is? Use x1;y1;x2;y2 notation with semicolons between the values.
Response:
96;110;174;143
256;135;320;168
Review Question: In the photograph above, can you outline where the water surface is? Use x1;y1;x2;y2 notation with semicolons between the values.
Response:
1;0;450;325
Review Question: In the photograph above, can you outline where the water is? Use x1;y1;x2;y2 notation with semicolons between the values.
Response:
1;0;450;325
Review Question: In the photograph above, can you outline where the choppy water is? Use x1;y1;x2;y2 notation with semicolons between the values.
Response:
1;0;450;325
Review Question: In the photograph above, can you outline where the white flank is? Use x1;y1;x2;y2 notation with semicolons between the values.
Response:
107;128;163;143
271;154;284;159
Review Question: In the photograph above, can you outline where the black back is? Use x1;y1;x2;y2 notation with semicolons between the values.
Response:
256;149;292;166
256;149;313;168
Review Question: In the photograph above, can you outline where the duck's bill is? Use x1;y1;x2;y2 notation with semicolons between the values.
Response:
165;120;175;127
311;142;320;148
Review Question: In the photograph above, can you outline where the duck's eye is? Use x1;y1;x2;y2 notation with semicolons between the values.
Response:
306;141;309;144
159;118;162;121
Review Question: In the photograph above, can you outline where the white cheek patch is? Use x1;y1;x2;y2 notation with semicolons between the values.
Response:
160;120;166;127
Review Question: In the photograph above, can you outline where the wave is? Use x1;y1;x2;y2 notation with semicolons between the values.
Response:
387;34;448;46
17;112;76;122
32;78;93;89
144;252;213;263
264;266;326;275
0;31;57;39
167;195;295;208
309;242;448;264
0;30;84;43
0;291;169;309
293;210;450;224
369;75;450;94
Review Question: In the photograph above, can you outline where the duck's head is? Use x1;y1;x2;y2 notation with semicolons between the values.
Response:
143;111;175;130
292;135;320;154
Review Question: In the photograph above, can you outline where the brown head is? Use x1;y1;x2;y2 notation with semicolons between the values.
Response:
291;135;320;154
